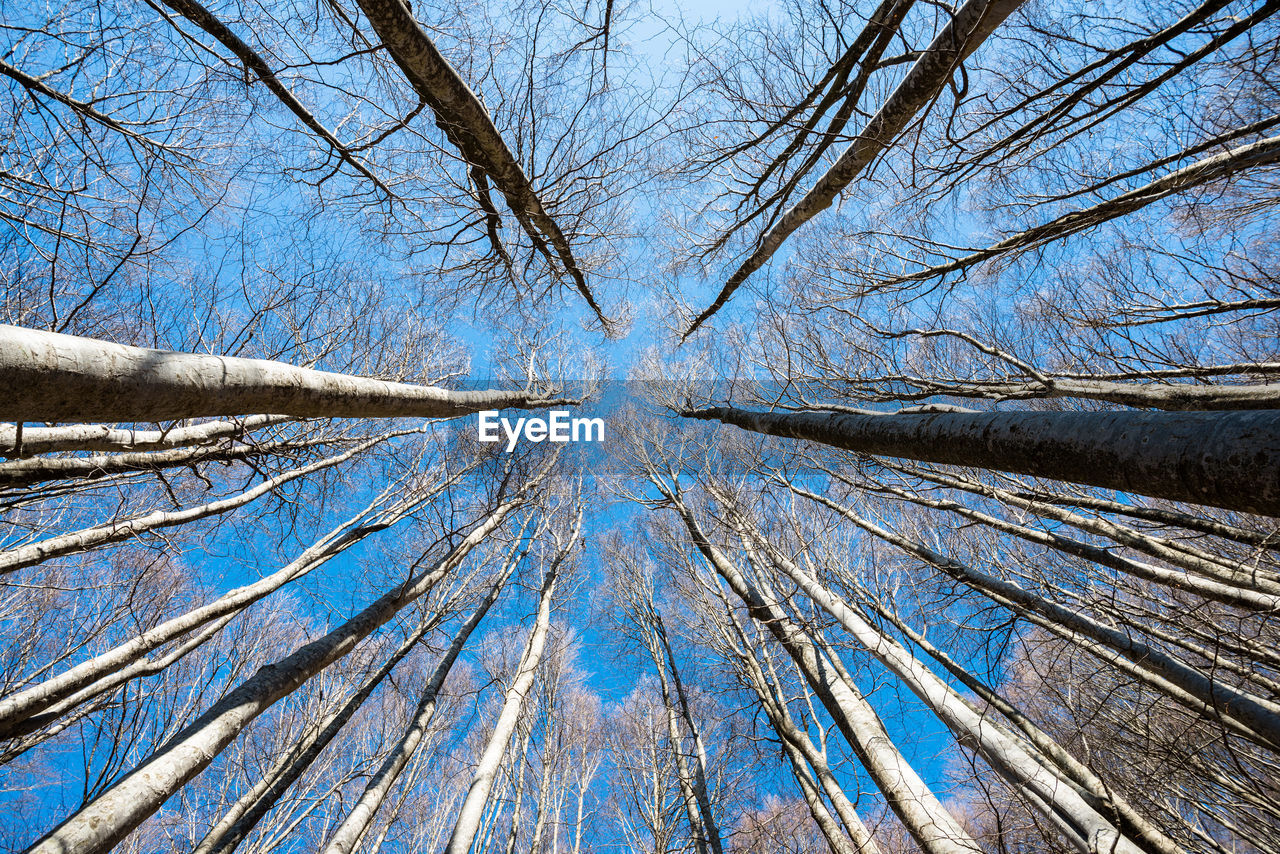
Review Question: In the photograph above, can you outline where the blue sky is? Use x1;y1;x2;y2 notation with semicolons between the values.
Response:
0;0;1130;844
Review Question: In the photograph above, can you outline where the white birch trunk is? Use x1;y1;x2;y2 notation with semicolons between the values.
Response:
684;0;1027;335
0;430;412;574
1;415;293;456
320;551;521;854
657;484;981;854
797;486;1280;751
724;501;1154;854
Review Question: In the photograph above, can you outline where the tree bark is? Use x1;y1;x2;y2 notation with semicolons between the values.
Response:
0;325;568;422
719;603;883;854
655;480;982;854
653;615;724;854
442;510;578;854
192;612;443;854
834;477;1280;610
0;435;343;488
320;547;521;854
682;405;1280;517
23;479;536;854
684;0;1027;337
720;494;1158;854
0;415;294;457
646;620;717;854
880;463;1280;590
0;613;236;757
794;486;1280;750
0;476;447;737
0;431;409;574
353;0;608;327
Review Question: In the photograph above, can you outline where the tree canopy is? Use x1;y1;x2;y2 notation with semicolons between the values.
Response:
2;0;1279;852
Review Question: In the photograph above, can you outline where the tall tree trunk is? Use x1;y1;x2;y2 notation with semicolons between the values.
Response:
0;473;454;737
192;608;450;854
24;475;539;854
0;433;348;488
684;0;1027;336
682;405;1280;516
719;490;1161;854
718;600;883;854
0;431;409;574
352;0;608;326
830;475;1280;610
320;545;524;854
0;325;568;422
1003;486;1279;551
653;479;982;854
443;507;581;854
652;615;725;854
0;614;236;762
791;485;1280;750
649;627;712;854
0;414;294;457
855;589;1195;854
877;463;1278;588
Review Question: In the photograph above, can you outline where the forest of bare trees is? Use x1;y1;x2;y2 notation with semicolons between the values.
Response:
1;0;1278;851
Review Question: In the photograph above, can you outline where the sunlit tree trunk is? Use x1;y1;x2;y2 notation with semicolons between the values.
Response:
789;484;1280;750
716;486;1162;854
684;0;1027;336
0;468;464;738
683;405;1280;516
192;608;451;854
714;595;883;854
443;507;581;854
352;0;608;326
320;538;527;854
0;414;294;457
24;472;542;854
0;325;567;422
650;476;982;854
0;430;412;573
